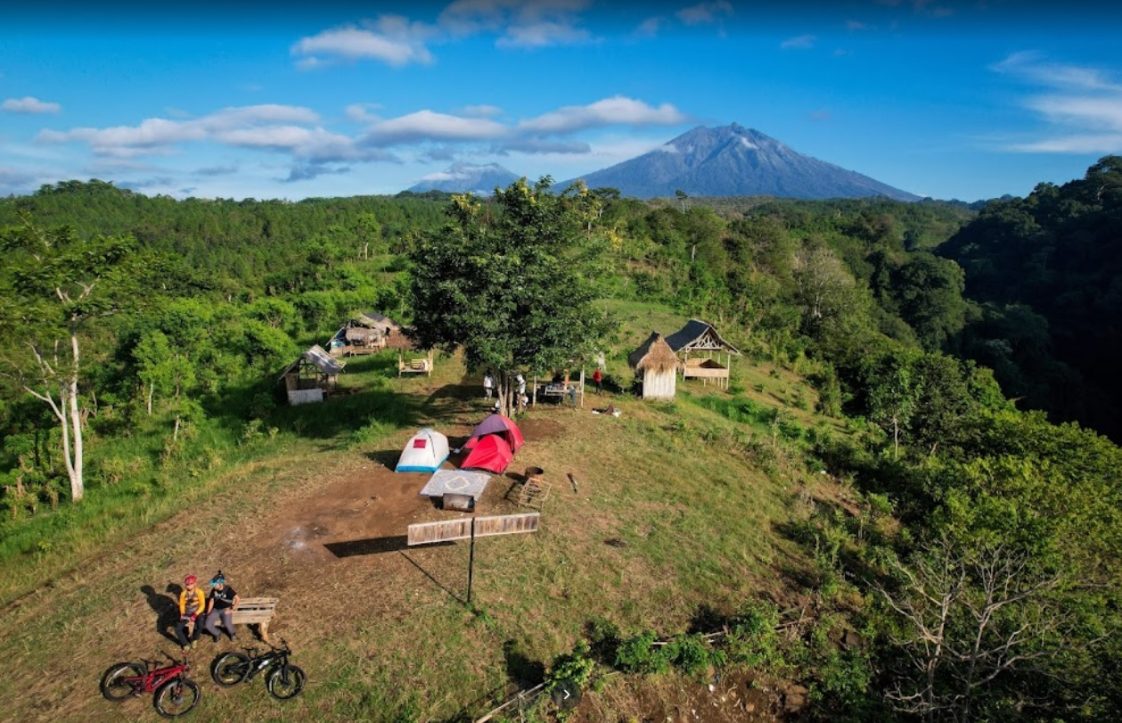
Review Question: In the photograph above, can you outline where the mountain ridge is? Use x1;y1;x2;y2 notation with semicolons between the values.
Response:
563;124;918;201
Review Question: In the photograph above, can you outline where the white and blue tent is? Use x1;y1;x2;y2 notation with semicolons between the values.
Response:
395;428;450;473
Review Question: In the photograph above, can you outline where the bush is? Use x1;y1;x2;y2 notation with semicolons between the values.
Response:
664;634;715;676
614;631;669;674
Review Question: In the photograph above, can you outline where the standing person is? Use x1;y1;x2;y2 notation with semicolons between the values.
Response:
592;367;603;394
175;575;206;651
483;373;494;399
203;571;240;642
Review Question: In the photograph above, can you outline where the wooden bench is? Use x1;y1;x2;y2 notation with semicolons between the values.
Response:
230;597;279;642
398;357;433;376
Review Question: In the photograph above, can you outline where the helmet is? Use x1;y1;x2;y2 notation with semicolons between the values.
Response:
184;575;198;586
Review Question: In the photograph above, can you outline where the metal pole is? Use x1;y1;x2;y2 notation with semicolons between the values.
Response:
467;516;476;604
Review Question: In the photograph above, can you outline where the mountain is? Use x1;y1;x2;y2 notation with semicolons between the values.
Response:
565;124;919;201
407;163;520;195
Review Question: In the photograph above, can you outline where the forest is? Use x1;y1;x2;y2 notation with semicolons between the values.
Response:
0;161;1120;720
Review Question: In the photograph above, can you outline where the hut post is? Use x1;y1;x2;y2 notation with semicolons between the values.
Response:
532;374;538;407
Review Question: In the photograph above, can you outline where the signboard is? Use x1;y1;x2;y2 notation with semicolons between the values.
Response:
407;513;540;546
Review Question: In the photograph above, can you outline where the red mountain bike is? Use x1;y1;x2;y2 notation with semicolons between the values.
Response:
100;652;201;718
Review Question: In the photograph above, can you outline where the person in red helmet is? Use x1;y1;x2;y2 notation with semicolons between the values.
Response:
175;574;205;650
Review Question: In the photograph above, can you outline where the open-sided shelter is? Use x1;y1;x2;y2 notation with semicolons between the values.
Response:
461;434;514;474
328;311;402;357
395;428;450;473
464;413;525;452
628;332;681;400
664;319;740;391
278;345;345;405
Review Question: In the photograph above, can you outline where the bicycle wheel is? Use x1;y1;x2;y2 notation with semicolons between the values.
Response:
210;651;250;686
100;661;145;701
153;677;200;718
265;664;306;700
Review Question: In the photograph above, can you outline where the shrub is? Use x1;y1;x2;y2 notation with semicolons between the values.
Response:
614;631;669;674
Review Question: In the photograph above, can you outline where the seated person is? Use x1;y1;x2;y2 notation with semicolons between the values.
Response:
175;575;206;650
203;571;240;642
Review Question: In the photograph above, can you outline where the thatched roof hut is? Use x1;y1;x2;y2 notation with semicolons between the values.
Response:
628;332;681;400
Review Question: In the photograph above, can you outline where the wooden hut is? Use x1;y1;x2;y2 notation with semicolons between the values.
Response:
664;319;740;390
328;312;402;357
278;345;345;405
628;332;681;400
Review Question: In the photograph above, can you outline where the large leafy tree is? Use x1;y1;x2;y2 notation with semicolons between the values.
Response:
408;178;610;416
0;219;142;502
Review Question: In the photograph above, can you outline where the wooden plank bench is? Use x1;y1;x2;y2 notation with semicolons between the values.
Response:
230;597;279;642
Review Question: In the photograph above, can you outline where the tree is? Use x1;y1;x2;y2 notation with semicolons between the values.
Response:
0;219;141;502
864;348;920;459
408;178;610;417
877;537;1070;723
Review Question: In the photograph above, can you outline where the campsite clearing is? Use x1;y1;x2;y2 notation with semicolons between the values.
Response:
0;337;850;721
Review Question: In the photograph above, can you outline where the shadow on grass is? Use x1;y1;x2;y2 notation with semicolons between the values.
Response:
142;583;181;644
401;552;466;606
503;639;545;688
325;535;417;557
365;449;402;469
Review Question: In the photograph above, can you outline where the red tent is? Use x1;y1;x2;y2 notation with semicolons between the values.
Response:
460;434;514;474
463;413;525;453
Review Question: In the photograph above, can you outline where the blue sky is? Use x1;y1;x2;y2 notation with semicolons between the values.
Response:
1;1;1120;201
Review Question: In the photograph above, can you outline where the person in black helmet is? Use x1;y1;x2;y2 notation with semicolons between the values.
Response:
203;571;240;642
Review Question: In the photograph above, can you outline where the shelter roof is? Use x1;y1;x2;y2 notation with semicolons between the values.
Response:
353;311;397;328
664;319;740;355
628;332;682;373
278;344;345;379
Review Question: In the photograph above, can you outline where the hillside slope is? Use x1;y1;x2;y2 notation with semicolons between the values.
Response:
0;321;850;721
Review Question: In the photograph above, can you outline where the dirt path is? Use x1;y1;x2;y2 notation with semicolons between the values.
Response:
0;387;573;721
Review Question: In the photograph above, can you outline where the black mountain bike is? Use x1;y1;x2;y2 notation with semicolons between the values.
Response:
209;639;305;700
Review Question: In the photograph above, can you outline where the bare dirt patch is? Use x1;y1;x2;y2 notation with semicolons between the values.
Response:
573;669;785;722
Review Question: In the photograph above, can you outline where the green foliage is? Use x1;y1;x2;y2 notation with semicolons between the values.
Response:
408;180;612;405
614;631;669;674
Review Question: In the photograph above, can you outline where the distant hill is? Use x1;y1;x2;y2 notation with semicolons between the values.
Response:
564;124;919;201
407;163;520;195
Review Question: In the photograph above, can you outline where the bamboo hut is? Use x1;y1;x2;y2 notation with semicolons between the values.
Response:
664;319;740;391
628;332;682;400
278;345;345;405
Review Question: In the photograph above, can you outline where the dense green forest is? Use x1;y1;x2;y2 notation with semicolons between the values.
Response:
1;165;1120;719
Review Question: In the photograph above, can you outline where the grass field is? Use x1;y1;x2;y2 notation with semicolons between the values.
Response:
0;312;847;722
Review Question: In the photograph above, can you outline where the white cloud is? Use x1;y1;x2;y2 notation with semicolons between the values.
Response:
994;52;1122;154
496;21;590;48
292;18;435;68
494;138;590;155
1008;134;1122;153
439;0;593;48
993;52;1122;93
675;1;733;26
363;110;508;146
38;105;323;157
3;96;61;114
345;103;383;123
781;34;816;50
519;96;687;134
462;104;503;118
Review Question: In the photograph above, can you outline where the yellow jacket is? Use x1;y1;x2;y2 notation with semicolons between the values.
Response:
178;588;205;618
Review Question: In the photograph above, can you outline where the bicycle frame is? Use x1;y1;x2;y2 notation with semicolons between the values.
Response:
241;644;291;682
125;660;190;694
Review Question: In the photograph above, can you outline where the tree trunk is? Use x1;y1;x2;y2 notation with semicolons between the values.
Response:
147;381;154;416
67;330;84;502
